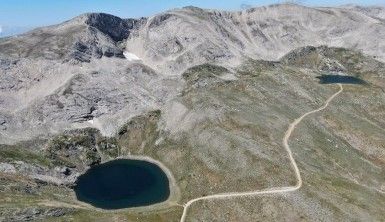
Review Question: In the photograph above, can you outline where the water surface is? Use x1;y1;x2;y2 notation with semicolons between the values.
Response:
316;74;366;84
74;159;170;209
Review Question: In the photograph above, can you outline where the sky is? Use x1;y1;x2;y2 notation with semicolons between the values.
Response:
0;0;384;36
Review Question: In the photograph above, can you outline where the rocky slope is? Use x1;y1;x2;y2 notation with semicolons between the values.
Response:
0;13;146;62
1;4;385;144
127;4;385;74
0;3;384;222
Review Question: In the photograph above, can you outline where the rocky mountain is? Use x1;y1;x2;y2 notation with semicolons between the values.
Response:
126;4;385;74
1;4;385;144
0;3;384;222
0;13;146;62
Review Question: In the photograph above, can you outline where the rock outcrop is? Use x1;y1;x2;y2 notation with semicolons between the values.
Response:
0;13;146;62
126;4;385;74
0;4;385;221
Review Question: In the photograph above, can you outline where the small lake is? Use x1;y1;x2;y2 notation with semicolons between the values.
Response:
74;159;170;209
316;74;366;84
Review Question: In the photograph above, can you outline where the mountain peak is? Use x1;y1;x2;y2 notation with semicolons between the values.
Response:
72;13;133;41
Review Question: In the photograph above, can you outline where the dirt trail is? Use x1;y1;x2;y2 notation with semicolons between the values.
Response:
179;84;343;222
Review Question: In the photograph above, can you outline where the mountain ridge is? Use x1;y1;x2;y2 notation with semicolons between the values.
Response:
1;3;385;143
0;4;385;222
1;4;385;67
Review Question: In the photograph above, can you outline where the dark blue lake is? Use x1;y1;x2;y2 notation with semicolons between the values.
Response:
74;159;170;209
316;74;366;84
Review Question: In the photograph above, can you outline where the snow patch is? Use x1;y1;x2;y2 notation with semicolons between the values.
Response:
123;51;141;61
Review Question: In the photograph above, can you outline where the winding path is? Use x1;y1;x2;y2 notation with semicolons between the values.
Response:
180;83;343;222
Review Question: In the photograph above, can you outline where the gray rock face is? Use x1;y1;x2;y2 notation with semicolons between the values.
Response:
2;207;73;222
0;59;179;143
84;13;146;42
126;4;385;74
0;4;384;144
1;160;80;186
0;13;145;62
0;162;16;173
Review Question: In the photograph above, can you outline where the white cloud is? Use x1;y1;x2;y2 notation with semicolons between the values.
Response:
0;25;3;34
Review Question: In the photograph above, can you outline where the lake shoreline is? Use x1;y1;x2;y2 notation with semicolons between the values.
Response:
72;155;181;212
